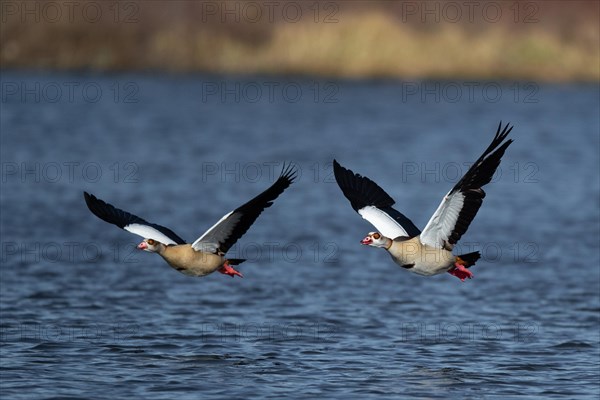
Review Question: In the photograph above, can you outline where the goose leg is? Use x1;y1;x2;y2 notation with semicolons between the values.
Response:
447;263;473;281
218;262;243;278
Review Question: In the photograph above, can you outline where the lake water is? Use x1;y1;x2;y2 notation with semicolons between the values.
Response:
1;72;599;399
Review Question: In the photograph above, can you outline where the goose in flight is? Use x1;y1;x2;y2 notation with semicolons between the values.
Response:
84;164;297;278
333;122;513;281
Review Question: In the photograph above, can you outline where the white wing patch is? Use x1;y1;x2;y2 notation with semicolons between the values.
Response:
419;191;465;248
191;211;241;253
124;223;179;245
358;206;410;238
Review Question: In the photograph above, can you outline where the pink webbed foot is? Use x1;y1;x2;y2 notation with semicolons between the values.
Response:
218;262;243;278
447;262;473;282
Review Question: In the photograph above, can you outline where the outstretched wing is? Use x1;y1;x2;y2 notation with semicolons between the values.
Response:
419;122;513;249
192;164;297;254
333;160;420;239
83;192;186;245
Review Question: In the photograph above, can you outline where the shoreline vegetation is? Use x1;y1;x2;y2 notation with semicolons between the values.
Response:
1;1;598;82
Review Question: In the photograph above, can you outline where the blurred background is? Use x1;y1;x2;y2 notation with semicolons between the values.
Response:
1;1;599;399
1;0;598;80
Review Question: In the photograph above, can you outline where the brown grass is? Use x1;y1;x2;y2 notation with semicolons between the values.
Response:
1;1;598;81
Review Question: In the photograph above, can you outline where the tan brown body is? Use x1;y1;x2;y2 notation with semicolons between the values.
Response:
387;237;456;276
157;244;225;277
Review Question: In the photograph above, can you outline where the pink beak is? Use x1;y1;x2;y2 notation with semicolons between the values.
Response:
137;242;147;250
361;237;371;245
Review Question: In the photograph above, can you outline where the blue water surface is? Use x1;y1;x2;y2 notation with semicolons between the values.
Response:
1;72;599;399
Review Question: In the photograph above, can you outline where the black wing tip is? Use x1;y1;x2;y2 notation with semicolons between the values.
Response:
333;159;352;183
83;191;113;213
83;191;93;211
333;158;348;173
332;159;354;183
279;162;298;184
83;191;127;228
84;191;105;203
450;120;514;204
494;121;514;145
332;159;343;180
83;191;101;210
332;159;357;191
471;121;514;168
493;121;514;152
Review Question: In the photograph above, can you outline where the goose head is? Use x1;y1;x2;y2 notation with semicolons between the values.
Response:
361;232;390;248
137;238;164;253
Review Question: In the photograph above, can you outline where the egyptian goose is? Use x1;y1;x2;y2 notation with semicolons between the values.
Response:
333;122;513;281
84;164;297;278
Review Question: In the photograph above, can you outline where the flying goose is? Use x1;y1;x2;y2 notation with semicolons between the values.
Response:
333;122;513;281
84;164;297;278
